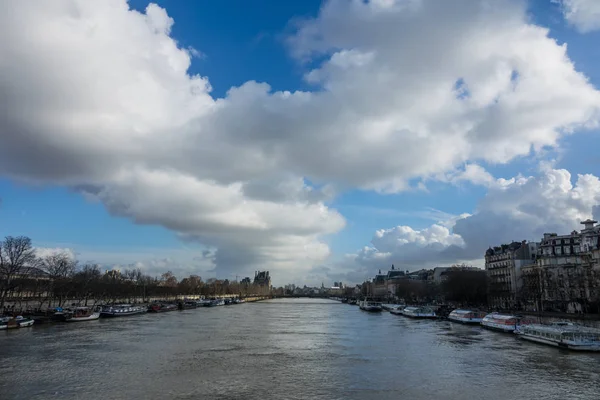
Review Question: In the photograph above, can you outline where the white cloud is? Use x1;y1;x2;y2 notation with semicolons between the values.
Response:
35;247;77;260
1;1;599;282
440;164;496;187
557;0;600;33
355;167;600;271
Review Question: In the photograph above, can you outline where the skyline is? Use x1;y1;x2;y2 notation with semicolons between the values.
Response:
2;0;600;285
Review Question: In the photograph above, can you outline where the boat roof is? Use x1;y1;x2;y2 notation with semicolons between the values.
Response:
525;323;600;334
485;313;517;320
451;309;477;314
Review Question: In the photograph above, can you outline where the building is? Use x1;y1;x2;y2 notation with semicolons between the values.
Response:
240;277;252;285
406;269;431;281
532;220;600;312
253;271;271;289
485;240;538;309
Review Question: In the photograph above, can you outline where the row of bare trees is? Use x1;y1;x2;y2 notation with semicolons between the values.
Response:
0;235;269;310
359;268;488;306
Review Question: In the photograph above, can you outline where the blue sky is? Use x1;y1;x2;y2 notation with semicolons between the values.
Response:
2;0;600;285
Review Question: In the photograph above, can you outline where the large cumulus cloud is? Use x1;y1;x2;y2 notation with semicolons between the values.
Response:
355;166;600;271
1;0;599;282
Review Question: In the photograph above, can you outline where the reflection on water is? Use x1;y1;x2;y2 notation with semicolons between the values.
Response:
1;298;599;400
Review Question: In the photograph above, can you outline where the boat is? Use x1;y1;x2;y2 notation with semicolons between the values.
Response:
148;303;178;312
195;299;211;307
201;299;216;307
389;306;405;315
2;316;35;329
517;322;600;351
100;304;146;317
348;299;358;305
447;309;486;324
481;313;529;333
178;300;197;310
224;298;232;305
401;306;437;319
64;307;100;322
213;299;225;306
359;299;383;312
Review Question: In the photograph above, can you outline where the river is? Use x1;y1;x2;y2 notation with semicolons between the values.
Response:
1;298;599;400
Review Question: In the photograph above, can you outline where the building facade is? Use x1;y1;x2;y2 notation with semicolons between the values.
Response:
532;220;600;312
485;241;538;309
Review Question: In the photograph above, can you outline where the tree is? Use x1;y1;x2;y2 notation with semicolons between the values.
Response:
0;236;38;308
442;270;487;306
41;251;77;307
73;264;102;306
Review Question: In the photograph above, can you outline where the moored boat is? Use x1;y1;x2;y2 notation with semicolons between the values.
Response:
447;309;486;324
178;300;197;310
148;303;178;313
481;313;529;333
517;322;600;351
213;299;225;306
2;316;35;329
401;306;437;319
100;304;146;317
65;307;100;322
389;306;405;315
359;299;383;312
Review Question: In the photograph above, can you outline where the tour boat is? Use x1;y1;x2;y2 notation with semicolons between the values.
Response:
64;307;100;322
359;299;383;312
517;322;600;351
100;304;146;317
401;306;437;319
481;313;528;333
447;309;487;324
148;303;178;312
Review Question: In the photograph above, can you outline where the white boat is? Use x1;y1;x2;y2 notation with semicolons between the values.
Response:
517;322;600;351
481;313;529;333
389;306;405;315
1;316;35;329
100;304;146;317
359;299;383;312
447;309;487;324
401;306;437;319
214;299;225;306
65;307;101;322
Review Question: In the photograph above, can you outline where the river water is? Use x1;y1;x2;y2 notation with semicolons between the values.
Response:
1;298;599;400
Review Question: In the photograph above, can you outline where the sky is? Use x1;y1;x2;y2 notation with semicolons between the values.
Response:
1;0;600;286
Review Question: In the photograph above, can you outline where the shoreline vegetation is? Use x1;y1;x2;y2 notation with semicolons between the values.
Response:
0;236;270;314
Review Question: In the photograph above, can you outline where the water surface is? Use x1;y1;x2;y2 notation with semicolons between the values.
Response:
1;298;599;399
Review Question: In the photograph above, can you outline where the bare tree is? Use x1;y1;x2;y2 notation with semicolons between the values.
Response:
41;251;77;307
0;236;38;308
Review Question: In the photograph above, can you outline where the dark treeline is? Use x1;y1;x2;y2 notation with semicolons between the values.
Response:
0;236;268;310
359;268;488;306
